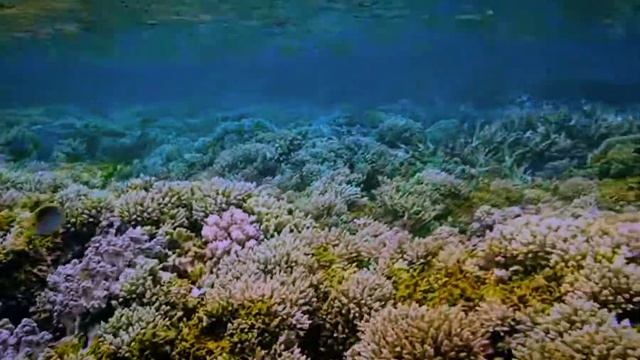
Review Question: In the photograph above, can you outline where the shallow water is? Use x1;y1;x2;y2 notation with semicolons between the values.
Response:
1;2;640;359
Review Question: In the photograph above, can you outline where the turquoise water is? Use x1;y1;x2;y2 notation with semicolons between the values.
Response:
1;2;640;359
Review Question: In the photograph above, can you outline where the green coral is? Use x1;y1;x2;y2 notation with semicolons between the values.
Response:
390;257;561;310
425;118;461;147
89;304;177;360
588;134;640;178
40;336;86;360
172;298;289;359
454;179;526;225
374;169;469;235
390;258;485;307
597;176;640;208
555;176;596;200
0;126;41;161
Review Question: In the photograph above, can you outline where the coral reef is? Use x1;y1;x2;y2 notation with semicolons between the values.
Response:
346;303;491;360
0;318;52;360
201;207;262;260
0;100;639;359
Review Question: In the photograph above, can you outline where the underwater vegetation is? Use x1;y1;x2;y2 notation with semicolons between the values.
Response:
0;99;640;359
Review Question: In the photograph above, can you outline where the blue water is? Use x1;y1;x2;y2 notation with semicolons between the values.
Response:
2;1;640;111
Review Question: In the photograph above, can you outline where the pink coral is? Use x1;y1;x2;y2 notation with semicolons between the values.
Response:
201;207;262;259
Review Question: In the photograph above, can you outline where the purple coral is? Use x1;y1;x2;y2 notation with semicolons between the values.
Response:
0;318;52;360
39;227;165;334
201;207;262;259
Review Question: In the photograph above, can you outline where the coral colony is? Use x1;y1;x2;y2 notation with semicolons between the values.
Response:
0;101;639;359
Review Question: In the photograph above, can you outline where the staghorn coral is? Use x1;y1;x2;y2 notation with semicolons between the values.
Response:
295;168;365;223
56;184;111;234
173;271;316;359
374;169;469;234
511;298;640;359
319;269;394;355
0;127;42;162
211;142;280;182
590;141;640;178
88;304;176;359
561;254;640;312
247;186;313;238
597;176;640;209
425;118;461;147
346;303;492;360
113;181;193;230
555;176;597;200
52;139;88;163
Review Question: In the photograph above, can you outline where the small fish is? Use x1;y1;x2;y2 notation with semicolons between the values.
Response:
34;205;65;235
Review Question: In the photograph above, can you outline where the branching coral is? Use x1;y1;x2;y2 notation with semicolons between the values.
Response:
374;169;469;234
561;254;640;312
37;228;166;335
174;271;316;359
0;318;52;360
319;269;394;355
113;182;193;230
346;303;492;360
201;207;262;261
374;115;425;149
295;168;365;223
89;304;176;359
247;187;313;238
511;298;640;359
56;184;111;234
0;102;639;359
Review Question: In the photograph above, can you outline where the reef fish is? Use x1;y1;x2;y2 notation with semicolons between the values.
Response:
34;205;64;235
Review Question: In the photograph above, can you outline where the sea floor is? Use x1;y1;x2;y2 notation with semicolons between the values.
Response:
1;100;639;359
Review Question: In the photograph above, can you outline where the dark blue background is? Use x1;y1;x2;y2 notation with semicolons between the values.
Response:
1;2;640;111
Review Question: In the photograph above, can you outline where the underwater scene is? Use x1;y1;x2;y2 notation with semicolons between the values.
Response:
2;1;640;359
